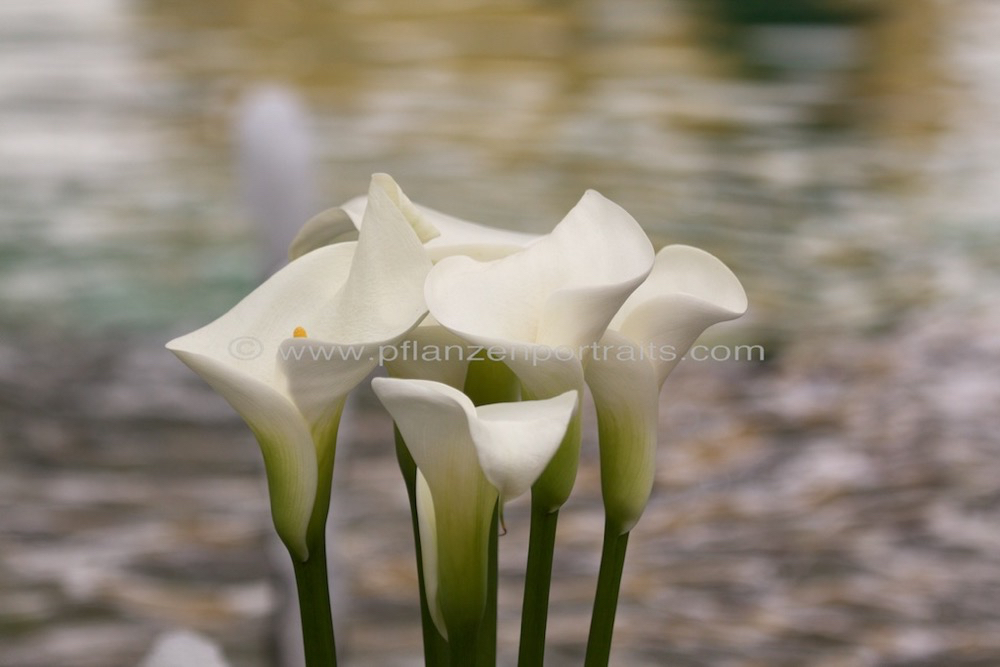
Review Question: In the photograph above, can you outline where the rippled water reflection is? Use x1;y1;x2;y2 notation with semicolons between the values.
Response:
1;0;998;340
4;2;1000;665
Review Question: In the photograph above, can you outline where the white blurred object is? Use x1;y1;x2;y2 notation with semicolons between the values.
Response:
139;630;230;667
235;84;317;273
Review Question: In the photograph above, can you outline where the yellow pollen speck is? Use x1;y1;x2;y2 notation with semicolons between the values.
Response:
293;326;308;338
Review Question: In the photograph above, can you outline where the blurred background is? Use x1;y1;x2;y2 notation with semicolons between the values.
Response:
2;0;999;665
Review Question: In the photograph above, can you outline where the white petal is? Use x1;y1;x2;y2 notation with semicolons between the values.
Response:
281;175;432;428
426;189;654;352
426;254;536;342
287;172;439;258
471;390;577;501
417;205;539;262
287;206;358;260
338;194;367;227
535;191;655;347
370;378;485;494
278;340;374;439
325;177;432;344
277;180;433;508
583;331;660;534
611;245;747;385
476;351;583;512
166;242;355;392
369;173;441;244
392;336;584;512
342;176;539;261
586;247;747;532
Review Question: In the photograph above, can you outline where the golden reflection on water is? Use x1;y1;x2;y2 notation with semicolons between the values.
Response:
860;0;947;148
135;0;950;193
1;0;992;338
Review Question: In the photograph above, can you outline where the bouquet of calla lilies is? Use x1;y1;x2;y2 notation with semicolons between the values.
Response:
167;174;747;667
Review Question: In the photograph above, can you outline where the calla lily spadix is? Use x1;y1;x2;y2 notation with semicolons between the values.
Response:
425;190;655;511
585;244;748;535
166;175;431;561
289;173;540;263
371;377;577;642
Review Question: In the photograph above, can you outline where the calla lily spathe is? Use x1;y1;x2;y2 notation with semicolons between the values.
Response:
425;191;655;510
289;174;540;263
585;244;748;534
290;176;479;390
290;174;545;400
372;377;576;641
166;176;431;560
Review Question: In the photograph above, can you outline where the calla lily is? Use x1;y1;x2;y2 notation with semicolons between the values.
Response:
585;244;748;534
371;377;576;642
425;190;655;510
166;175;431;561
383;314;520;667
289;174;540;262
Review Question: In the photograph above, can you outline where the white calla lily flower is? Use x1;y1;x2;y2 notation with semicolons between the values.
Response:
167;176;431;560
371;377;576;640
586;244;748;534
425;190;655;510
289;174;540;262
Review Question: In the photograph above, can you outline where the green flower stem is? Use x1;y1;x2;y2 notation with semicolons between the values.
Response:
292;544;338;667
474;503;499;667
449;627;479;667
583;524;630;667
517;498;560;667
395;427;449;667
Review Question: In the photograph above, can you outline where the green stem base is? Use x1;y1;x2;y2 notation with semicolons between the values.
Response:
474;503;499;666
449;628;479;667
583;524;630;667
517;499;560;667
291;543;338;667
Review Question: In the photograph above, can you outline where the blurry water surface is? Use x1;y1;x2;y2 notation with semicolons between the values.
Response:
5;2;1000;666
2;0;999;342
